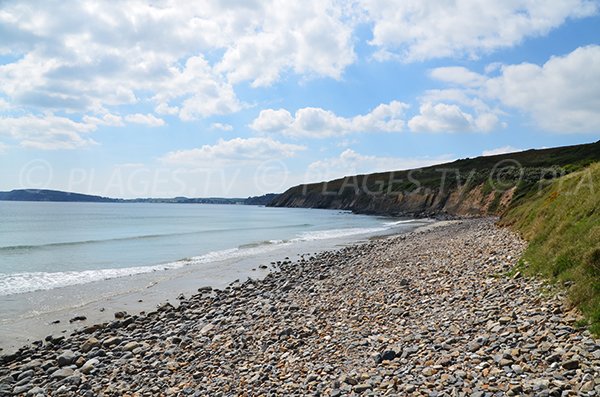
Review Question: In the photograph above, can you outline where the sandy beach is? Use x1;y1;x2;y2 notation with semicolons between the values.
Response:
1;219;599;396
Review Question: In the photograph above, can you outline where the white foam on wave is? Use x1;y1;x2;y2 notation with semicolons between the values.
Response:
292;226;388;242
0;218;423;296
0;251;204;297
293;218;427;241
383;219;422;226
0;240;297;296
0;266;170;297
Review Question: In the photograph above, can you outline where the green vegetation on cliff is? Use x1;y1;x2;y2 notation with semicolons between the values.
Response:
269;140;600;333
500;162;600;334
269;140;600;217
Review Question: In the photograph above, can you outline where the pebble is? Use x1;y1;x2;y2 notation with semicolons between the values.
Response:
50;368;74;380
79;337;100;353
79;358;98;375
0;219;597;396
561;359;580;370
57;350;76;367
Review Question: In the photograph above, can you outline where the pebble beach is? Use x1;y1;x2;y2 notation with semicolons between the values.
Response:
1;219;599;396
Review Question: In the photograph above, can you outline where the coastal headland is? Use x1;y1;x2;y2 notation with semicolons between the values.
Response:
2;219;598;396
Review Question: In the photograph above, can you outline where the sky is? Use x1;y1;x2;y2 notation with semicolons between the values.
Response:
1;0;599;198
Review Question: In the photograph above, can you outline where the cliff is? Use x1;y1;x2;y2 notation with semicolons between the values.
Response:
269;141;600;218
244;193;280;206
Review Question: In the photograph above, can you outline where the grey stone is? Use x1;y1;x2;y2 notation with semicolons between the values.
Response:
353;383;371;393
57;350;77;367
16;370;34;381
80;358;99;374
50;368;74;380
12;384;33;394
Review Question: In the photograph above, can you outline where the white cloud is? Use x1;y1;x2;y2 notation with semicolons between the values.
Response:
250;109;295;133
0;98;11;110
484;45;600;132
430;67;486;87
215;1;355;87
485;62;503;74
250;101;409;137
361;0;598;61
419;88;500;118
306;149;455;181
482;146;522;156
82;113;124;127
0;142;8;153
0;0;596;152
160;137;306;166
155;102;179;116
125;113;165;127
0;51;137;112
0;0;356;125
210;123;234;132
408;102;500;132
0;114;97;150
427;45;600;133
153;56;242;121
336;138;358;148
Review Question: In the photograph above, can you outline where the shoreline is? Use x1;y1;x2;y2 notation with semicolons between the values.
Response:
0;219;432;355
1;219;599;396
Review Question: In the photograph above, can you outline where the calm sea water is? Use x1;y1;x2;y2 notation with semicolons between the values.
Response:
0;201;418;297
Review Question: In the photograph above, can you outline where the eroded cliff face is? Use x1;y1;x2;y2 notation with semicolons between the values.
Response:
269;141;600;218
270;183;517;218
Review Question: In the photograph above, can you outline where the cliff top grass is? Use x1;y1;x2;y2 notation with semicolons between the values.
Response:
500;162;600;335
280;140;600;198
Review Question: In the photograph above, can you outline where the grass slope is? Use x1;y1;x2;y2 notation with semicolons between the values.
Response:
500;162;600;334
273;140;600;205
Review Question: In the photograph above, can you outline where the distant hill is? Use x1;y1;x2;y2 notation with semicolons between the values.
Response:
268;140;600;217
0;189;119;203
127;197;244;204
0;189;278;206
244;193;280;206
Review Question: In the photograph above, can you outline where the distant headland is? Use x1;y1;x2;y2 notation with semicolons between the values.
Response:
0;189;278;206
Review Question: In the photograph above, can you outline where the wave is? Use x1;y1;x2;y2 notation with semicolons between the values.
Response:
293;218;428;241
383;219;424;226
0;236;303;296
0;265;179;297
0;245;259;296
0;223;313;252
237;224;405;248
293;226;388;241
0;219;422;296
238;240;286;249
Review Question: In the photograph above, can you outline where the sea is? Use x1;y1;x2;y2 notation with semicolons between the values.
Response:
0;201;431;351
